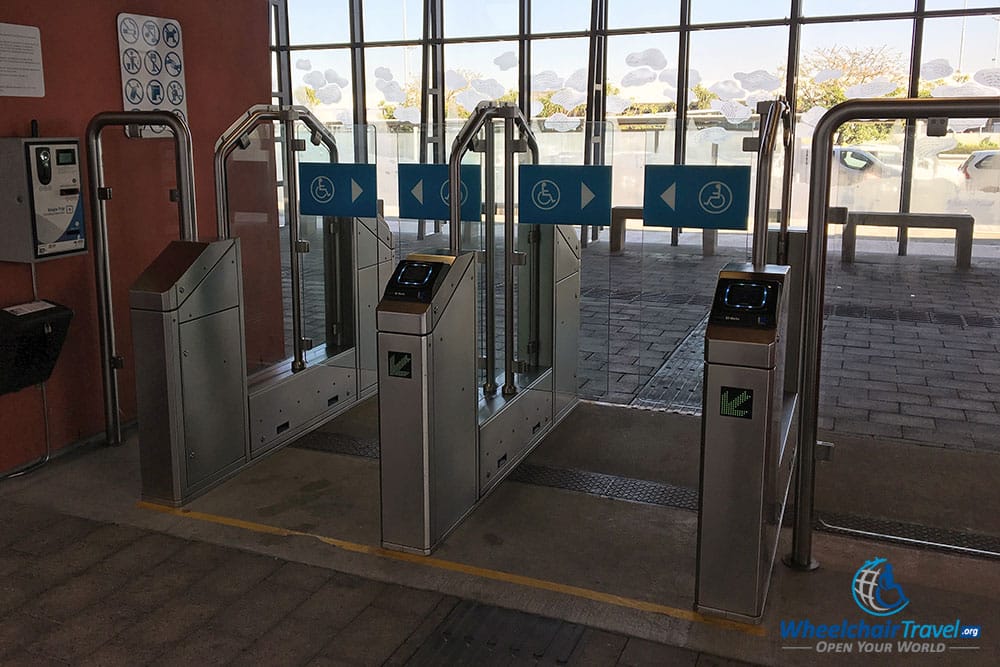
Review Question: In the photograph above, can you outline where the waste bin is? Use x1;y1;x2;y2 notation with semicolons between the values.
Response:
0;300;73;395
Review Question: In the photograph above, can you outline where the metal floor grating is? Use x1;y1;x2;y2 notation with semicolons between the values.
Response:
508;463;700;511
818;512;1000;558
630;315;707;413
290;426;1000;559
292;430;379;459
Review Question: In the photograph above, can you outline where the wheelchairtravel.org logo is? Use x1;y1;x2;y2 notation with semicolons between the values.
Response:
779;557;982;656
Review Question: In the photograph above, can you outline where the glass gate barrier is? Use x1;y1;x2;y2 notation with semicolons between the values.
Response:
803;113;1000;558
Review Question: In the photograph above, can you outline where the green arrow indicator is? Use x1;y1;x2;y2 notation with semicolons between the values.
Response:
388;351;412;378
720;387;753;419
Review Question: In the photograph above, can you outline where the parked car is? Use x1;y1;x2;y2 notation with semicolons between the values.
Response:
958;150;1000;192
832;146;901;182
829;146;902;211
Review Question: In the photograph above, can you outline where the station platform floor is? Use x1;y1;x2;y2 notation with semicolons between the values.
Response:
4;226;999;664
2;397;998;665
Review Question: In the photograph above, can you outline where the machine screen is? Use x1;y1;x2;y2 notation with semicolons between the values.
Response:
56;149;76;166
710;277;780;328
398;262;434;286
384;259;449;303
723;282;769;310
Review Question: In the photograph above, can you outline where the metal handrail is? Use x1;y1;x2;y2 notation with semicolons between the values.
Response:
447;102;539;396
85;110;198;447
213;104;340;372
790;96;1000;570
751;98;791;269
214;104;339;239
483;124;498;395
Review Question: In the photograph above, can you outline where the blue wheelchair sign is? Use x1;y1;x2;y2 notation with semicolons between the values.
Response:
398;164;481;222
299;163;378;217
643;165;750;230
518;165;612;226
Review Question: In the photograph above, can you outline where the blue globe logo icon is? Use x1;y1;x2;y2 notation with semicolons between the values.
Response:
852;557;909;617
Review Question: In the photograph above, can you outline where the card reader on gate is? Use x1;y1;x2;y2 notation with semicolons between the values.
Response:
709;278;781;329
383;259;450;303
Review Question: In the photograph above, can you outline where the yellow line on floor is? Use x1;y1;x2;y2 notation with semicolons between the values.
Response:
138;501;766;637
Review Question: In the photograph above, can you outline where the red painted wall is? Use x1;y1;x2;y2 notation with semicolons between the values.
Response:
0;1;276;471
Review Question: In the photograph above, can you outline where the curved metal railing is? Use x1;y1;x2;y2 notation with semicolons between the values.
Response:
85;110;197;446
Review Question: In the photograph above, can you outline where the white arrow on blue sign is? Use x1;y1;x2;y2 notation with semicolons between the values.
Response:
518;165;612;226
299;163;378;217
398;164;482;221
643;165;750;230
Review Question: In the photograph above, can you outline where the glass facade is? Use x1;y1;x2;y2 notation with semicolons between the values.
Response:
275;0;1000;435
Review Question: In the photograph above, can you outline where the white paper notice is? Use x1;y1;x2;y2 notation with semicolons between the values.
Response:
0;23;44;97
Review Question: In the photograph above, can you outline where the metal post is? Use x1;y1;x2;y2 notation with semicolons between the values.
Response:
449;104;495;255
447;103;538;395
502;116;518;396
752;99;787;270
483;123;498;395
788;96;999;571
283;113;306;372
86;135;120;448
85;110;198;446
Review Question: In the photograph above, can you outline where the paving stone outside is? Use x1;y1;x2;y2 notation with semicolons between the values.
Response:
280;220;1000;451
573;231;1000;453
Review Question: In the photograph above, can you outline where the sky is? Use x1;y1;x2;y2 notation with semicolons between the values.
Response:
287;1;1000;116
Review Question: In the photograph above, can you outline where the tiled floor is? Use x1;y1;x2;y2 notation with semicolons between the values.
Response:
0;500;752;666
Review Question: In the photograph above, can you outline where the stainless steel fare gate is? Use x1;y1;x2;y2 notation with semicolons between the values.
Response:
377;102;581;554
130;105;392;505
697;99;799;623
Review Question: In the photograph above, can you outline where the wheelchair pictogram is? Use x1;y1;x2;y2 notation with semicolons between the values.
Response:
531;179;561;211
698;180;734;215
439;180;469;206
310;176;335;204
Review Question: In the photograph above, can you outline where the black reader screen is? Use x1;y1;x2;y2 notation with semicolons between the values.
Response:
56;149;76;166
384;260;449;303
710;278;780;328
398;262;434;286
723;282;770;310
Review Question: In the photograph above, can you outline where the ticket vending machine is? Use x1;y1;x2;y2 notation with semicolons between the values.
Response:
0;138;87;262
697;262;797;623
376;253;478;554
0;136;81;403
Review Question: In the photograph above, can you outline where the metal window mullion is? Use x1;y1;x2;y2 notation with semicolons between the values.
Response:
349;0;368;162
899;2;926;216
272;0;292;105
431;0;445;160
419;0;434;164
674;0;692;168
520;0;531;118
582;0;607;245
